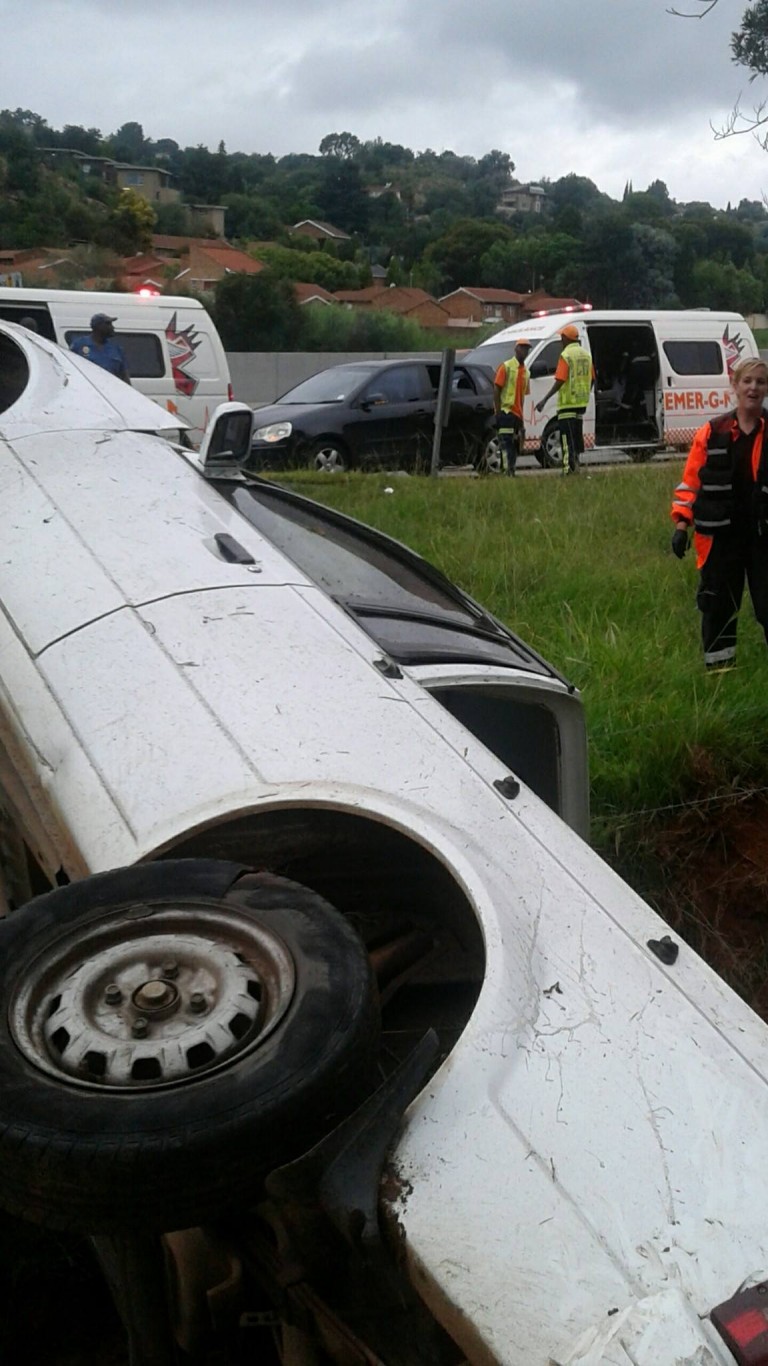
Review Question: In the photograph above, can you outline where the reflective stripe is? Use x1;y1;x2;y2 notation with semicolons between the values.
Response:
705;645;736;664
700;482;733;491
696;518;731;528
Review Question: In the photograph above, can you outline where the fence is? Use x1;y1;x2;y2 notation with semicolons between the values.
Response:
227;351;442;407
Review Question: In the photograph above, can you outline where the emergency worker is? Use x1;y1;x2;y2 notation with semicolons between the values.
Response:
535;324;593;474
670;356;768;672
493;339;531;476
69;314;131;384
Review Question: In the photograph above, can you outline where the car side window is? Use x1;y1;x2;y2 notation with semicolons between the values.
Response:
363;366;427;405
452;368;477;394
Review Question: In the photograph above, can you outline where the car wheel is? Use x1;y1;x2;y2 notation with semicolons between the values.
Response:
307;439;348;473
537;420;562;469
0;860;378;1234
628;448;654;463
474;432;504;475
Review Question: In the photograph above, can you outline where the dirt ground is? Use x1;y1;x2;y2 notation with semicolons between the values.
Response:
648;789;768;1018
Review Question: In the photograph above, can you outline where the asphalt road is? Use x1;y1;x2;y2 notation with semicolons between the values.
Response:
440;448;684;476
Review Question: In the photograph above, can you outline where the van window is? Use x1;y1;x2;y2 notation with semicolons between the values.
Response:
0;305;56;341
65;331;165;379
529;340;563;379
663;340;723;376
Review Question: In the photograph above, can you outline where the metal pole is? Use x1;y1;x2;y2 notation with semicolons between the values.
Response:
430;348;455;476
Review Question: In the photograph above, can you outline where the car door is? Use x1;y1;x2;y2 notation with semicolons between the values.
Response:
352;364;433;468
425;363;494;464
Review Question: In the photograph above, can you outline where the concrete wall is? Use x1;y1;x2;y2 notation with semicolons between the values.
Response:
228;351;441;406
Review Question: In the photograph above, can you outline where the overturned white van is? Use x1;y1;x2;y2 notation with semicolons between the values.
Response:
464;308;759;466
1;320;768;1366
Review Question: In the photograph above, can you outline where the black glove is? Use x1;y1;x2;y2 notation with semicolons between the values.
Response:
671;527;689;559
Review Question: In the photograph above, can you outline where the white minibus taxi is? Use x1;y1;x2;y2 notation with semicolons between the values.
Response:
464;308;759;465
0;286;232;445
1;320;767;1366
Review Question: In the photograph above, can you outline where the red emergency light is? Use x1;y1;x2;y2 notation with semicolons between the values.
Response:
136;287;160;297
712;1283;768;1364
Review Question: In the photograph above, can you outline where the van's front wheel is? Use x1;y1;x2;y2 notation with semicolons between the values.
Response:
0;860;378;1235
536;420;562;469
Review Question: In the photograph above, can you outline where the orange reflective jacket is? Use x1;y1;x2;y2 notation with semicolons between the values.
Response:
670;413;768;568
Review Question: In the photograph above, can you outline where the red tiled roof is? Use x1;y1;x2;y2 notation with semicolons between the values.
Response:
121;254;169;277
441;287;527;304
194;246;264;274
291;220;351;240
333;287;385;304
294;281;337;304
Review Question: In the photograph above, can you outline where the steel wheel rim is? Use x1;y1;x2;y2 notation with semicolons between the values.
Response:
10;901;296;1092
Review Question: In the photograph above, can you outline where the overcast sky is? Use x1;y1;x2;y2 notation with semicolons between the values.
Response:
2;0;768;209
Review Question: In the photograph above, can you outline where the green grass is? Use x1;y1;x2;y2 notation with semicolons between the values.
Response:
275;465;768;846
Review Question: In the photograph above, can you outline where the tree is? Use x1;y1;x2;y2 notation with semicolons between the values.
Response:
99;187;156;254
110;121;149;164
316;161;368;235
212;272;302;350
318;132;361;161
424;219;514;291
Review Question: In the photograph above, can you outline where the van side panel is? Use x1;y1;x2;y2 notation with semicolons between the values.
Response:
654;315;758;450
0;289;231;445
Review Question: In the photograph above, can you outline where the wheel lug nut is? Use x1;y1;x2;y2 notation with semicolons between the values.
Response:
104;984;122;1005
161;961;179;980
132;1017;149;1038
189;992;207;1014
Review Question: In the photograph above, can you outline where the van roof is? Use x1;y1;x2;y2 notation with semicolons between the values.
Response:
0;286;207;310
479;308;749;349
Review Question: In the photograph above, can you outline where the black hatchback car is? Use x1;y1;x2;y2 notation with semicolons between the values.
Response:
247;358;499;472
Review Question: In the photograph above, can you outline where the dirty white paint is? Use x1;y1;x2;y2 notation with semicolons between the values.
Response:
0;324;766;1366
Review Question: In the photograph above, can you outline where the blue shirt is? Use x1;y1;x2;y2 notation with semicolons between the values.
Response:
70;334;129;381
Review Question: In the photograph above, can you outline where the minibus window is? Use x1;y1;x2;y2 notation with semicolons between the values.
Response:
662;340;723;376
64;331;164;378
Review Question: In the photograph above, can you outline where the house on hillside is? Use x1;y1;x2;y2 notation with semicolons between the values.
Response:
334;285;450;328
496;184;546;217
290;220;352;244
294;282;337;307
40;148;181;206
176;243;265;292
185;205;227;237
522;291;586;317
439;287;527;327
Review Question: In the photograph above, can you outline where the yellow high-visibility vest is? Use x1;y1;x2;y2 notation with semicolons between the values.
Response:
498;357;529;417
557;343;591;411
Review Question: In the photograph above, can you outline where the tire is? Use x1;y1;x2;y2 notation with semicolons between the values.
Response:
474;432;504;475
0;860;378;1234
537;419;562;469
306;439;348;473
628;448;655;464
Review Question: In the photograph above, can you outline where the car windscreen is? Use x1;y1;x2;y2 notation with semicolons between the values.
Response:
276;367;379;404
227;483;551;674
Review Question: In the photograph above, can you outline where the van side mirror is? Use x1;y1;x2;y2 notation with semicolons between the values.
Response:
198;403;254;478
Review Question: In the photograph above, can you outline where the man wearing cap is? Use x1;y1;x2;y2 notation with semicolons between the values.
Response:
493;339;531;476
69;314;131;384
535;324;593;474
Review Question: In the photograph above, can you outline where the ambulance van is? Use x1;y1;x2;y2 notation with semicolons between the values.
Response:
464;308;759;465
0;287;232;445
